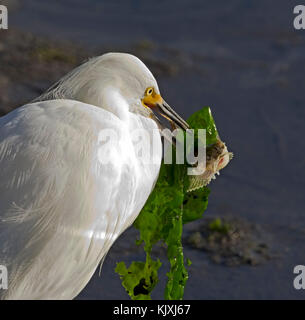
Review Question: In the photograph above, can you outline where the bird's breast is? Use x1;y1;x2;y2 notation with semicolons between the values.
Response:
88;110;162;259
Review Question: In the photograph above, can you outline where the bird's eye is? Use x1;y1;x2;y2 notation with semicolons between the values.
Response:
146;88;153;95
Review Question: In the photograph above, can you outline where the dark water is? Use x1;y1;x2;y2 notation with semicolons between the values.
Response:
9;0;305;299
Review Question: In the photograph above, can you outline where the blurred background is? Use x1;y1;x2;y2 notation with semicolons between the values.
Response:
1;0;305;299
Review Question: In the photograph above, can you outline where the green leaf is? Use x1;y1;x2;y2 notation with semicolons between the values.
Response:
186;258;192;266
115;257;162;300
182;187;210;224
115;106;222;300
187;107;219;145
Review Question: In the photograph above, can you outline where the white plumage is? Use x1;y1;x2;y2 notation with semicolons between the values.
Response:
0;53;188;299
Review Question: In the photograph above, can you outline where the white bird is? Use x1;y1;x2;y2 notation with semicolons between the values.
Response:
0;53;189;299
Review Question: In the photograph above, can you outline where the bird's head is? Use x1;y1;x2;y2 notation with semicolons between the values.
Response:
36;52;189;131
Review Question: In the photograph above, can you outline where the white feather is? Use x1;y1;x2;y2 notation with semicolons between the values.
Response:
0;53;163;299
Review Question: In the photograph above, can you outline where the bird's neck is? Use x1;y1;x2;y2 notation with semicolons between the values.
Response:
78;87;130;122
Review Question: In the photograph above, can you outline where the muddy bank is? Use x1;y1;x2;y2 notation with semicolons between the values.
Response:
0;29;88;115
185;216;275;267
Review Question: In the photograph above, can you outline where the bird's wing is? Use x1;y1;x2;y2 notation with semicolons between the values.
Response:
0;99;142;299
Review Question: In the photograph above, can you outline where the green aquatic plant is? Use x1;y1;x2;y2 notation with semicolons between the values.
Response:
115;107;224;300
209;218;231;235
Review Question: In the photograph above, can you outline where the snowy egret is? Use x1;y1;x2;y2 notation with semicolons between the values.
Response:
0;53;189;299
